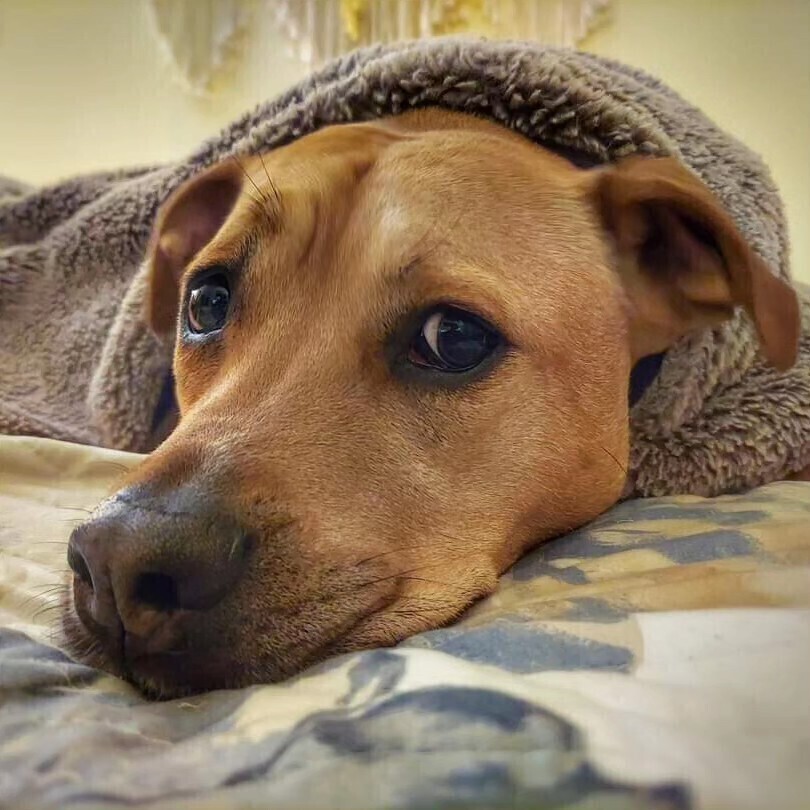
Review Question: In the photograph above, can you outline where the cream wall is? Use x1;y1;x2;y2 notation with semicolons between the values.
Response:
1;0;808;281
0;0;307;180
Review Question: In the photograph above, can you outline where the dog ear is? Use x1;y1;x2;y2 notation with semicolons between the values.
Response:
146;161;242;336
588;156;799;371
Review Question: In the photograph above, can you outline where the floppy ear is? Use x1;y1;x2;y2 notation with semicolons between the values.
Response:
588;156;800;371
146;161;242;336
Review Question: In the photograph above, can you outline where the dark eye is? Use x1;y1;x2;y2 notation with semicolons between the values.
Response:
409;306;501;372
187;273;230;334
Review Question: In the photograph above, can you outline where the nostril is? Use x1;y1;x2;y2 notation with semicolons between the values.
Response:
67;543;93;589
133;572;179;612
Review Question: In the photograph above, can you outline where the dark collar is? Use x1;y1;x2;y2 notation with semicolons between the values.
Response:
151;372;178;432
629;353;664;407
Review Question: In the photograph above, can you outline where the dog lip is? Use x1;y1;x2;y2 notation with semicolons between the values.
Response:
124;594;400;697
62;588;126;681
66;570;402;696
71;575;125;652
127;647;205;670
125;649;236;698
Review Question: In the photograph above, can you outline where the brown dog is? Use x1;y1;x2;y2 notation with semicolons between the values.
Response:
63;109;800;697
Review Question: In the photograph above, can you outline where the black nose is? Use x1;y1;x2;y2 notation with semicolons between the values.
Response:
67;489;253;644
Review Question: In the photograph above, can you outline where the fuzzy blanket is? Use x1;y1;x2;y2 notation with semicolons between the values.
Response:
1;38;808;497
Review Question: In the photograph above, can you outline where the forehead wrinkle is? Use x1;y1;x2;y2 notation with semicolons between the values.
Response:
367;169;468;289
374;217;443;286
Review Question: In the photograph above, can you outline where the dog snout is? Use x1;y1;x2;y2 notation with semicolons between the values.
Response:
67;490;253;650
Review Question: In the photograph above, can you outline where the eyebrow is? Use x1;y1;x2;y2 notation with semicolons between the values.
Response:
186;233;257;285
231;155;284;232
256;153;283;208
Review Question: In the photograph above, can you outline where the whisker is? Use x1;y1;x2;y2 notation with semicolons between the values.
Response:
17;584;69;613
539;396;629;481
600;444;628;478
28;583;69;595
351;529;474;568
398;575;470;595
21;580;67;593
240;187;264;208
397;592;449;602
84;460;132;475
357;559;472;590
257;151;282;206
229;156;265;210
32;603;65;623
232;154;268;204
69;635;101;663
17;593;48;611
20;587;68;606
54;505;93;515
353;544;451;567
23;540;70;547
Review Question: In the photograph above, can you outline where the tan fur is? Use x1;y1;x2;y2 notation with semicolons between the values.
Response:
64;109;799;696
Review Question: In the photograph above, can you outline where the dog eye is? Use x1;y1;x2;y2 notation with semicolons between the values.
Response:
187;273;230;334
409;307;501;372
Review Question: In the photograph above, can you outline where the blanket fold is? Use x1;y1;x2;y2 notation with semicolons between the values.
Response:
1;38;808;496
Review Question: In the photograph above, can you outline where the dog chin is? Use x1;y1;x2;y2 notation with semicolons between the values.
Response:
61;619;257;699
59;582;471;698
59;596;386;699
125;651;257;699
62;618;289;699
60;598;125;681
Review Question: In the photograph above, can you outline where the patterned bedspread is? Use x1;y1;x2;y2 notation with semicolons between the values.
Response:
1;435;808;810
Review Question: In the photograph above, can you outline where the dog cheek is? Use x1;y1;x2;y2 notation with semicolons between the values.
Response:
172;341;227;414
348;557;500;650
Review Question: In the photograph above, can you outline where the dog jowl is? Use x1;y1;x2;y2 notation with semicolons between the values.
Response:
62;109;799;697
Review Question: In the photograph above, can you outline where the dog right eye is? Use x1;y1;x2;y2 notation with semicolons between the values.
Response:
187;273;230;334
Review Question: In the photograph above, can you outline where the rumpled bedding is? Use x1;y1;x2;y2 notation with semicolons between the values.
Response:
1;434;809;810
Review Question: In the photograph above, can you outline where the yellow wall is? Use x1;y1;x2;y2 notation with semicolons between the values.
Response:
0;0;307;180
1;0;807;281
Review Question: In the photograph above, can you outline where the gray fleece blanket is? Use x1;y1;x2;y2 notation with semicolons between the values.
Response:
1;38;808;497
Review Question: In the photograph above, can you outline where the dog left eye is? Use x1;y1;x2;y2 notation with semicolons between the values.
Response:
187;274;230;334
409;307;501;372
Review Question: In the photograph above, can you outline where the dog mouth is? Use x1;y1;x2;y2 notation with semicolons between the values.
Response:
61;579;399;698
123;648;256;699
125;609;386;698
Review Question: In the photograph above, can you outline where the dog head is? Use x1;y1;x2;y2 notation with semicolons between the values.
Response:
64;109;799;696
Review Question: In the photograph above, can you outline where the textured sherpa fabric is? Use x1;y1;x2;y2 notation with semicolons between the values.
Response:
1;38;808;497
